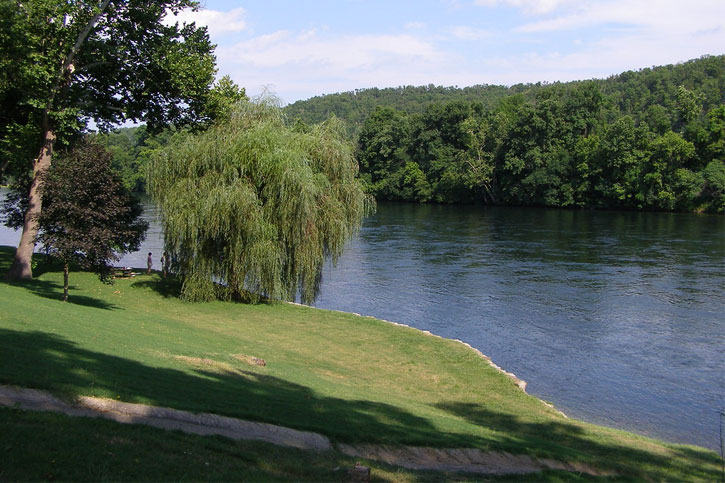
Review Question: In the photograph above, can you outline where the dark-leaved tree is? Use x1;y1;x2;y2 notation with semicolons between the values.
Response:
35;139;147;302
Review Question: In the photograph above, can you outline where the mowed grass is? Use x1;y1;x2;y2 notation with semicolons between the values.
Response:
0;246;720;481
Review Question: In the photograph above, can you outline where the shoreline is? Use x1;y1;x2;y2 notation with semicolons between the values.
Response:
301;303;718;452
294;302;568;418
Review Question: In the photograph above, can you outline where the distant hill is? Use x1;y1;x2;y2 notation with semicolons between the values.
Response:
284;84;518;137
284;55;725;139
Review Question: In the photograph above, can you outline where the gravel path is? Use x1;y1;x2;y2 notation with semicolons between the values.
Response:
0;384;610;476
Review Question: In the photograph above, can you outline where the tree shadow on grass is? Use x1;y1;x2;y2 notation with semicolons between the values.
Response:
433;401;720;480
131;277;279;307
0;246;118;310
0;328;719;480
0;328;467;449
130;277;183;299
4;278;119;310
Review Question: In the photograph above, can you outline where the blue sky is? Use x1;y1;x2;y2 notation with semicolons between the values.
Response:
167;0;725;104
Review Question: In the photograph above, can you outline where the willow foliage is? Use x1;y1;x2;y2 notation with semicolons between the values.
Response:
148;100;373;303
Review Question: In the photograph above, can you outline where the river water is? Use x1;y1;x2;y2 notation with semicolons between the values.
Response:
1;190;723;450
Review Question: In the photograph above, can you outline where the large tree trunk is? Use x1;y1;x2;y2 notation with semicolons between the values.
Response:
5;127;56;281
5;0;109;282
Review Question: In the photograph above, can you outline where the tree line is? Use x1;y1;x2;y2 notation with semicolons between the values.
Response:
352;56;724;212
98;55;724;212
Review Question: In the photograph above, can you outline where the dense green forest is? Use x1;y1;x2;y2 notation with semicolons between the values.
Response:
101;55;725;212
96;125;175;193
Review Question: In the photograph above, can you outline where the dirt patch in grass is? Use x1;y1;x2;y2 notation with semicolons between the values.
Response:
173;355;235;371
231;353;267;367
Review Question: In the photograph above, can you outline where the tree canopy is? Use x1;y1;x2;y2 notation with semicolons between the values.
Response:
95;76;247;193
89;55;725;213
148;100;373;303
352;57;725;212
1;0;217;280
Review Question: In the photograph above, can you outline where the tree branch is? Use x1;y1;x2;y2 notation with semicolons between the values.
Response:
47;0;113;113
75;61;112;73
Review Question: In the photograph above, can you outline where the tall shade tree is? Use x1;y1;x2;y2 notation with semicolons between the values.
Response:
148;100;373;304
4;139;148;301
2;0;216;281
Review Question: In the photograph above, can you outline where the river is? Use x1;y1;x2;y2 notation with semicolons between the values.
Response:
1;190;723;450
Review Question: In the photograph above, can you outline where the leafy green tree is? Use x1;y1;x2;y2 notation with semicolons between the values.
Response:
2;0;216;281
147;100;372;304
407;101;481;202
357;106;416;199
701;160;725;212
579;116;651;208
203;75;248;124
676;85;705;127
641;131;697;210
458;116;496;203
643;104;673;135
5;139;147;301
98;126;147;192
703;105;725;162
286;55;723;211
498;93;568;206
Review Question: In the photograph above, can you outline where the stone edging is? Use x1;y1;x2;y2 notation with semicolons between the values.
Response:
1;384;610;476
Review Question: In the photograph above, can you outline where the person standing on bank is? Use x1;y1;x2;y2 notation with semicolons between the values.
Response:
147;252;153;275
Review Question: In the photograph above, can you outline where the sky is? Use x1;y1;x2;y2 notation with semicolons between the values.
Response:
167;0;725;105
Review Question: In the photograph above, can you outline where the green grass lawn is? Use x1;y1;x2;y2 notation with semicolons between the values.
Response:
0;245;720;481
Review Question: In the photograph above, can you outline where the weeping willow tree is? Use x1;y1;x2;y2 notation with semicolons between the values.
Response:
147;100;373;303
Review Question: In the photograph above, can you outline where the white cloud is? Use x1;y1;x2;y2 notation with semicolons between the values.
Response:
474;0;577;15
515;0;725;33
220;30;444;70
217;30;454;102
200;1;724;103
447;25;493;40
405;21;427;30
164;6;247;37
467;0;725;90
469;25;725;86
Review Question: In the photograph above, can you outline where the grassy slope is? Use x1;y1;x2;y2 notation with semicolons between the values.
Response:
0;246;720;481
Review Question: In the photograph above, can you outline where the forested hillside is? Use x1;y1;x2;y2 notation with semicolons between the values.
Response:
100;55;724;212
284;55;724;141
329;55;723;212
284;84;518;137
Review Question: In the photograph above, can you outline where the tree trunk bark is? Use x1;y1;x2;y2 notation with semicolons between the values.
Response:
63;263;69;302
5;127;56;281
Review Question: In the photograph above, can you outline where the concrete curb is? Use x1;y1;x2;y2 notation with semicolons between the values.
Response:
0;385;331;451
1;384;612;476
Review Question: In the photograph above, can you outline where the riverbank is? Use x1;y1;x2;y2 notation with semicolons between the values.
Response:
0;246;720;481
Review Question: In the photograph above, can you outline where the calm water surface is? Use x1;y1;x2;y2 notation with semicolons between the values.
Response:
312;203;724;451
1;190;723;450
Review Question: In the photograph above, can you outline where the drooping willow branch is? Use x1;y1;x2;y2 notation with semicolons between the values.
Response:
148;100;374;303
